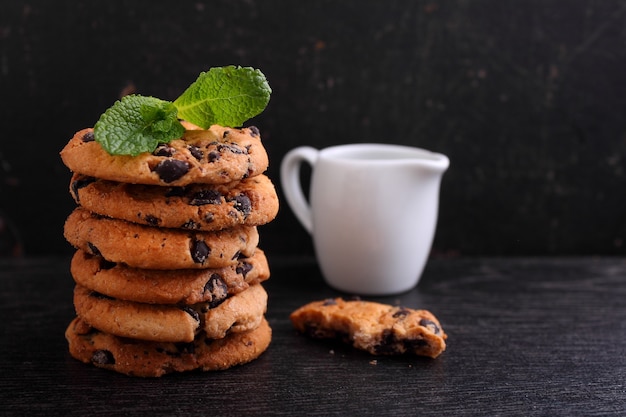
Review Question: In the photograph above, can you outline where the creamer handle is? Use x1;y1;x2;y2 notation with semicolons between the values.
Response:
280;146;319;234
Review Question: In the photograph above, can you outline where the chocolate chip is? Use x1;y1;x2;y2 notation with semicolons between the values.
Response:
91;350;115;365
204;213;215;223
248;126;260;137
419;318;441;335
190;239;210;264
218;143;245;154
188;145;203;160
204;273;228;308
182;220;199;230
82;131;95;142
208;151;220;162
144;215;161;226
236;261;253;278
152;159;190;183
87;242;101;256
189;190;222;206
70;176;96;203
181;306;200;322
153;144;175;157
392;308;411;319
374;329;401;354
322;298;338;306
405;338;429;349
230;194;252;217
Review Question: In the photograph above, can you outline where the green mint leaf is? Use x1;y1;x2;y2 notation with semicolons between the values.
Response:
94;95;185;156
92;67;271;156
173;66;271;129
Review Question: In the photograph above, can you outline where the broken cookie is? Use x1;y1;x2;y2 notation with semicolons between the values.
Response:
290;297;447;358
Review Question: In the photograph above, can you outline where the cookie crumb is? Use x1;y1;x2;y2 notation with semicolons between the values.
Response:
369;360;378;365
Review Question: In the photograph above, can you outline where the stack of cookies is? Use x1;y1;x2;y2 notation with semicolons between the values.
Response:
60;124;278;377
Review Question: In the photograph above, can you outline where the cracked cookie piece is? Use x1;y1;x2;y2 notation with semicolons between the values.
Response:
63;208;259;269
69;173;279;232
65;316;272;377
73;284;268;343
70;249;269;305
290;297;447;358
60;126;269;186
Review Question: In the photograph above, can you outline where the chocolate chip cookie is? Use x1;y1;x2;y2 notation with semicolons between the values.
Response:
63;208;259;269
70;249;269;305
73;284;268;342
65;316;272;377
69;173;278;231
290;297;447;358
60;125;269;186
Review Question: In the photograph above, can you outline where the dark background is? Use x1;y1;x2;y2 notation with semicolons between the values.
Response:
0;0;625;258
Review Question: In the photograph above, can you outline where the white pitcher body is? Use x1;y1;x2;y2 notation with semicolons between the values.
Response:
281;143;449;295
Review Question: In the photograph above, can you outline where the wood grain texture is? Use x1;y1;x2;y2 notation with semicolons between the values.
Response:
1;256;625;415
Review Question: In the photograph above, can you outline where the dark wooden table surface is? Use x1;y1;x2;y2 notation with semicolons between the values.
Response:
1;255;625;416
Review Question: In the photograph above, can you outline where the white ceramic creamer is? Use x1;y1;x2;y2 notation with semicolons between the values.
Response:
280;143;449;295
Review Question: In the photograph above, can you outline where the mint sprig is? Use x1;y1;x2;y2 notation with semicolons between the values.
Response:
174;66;271;129
93;66;271;156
